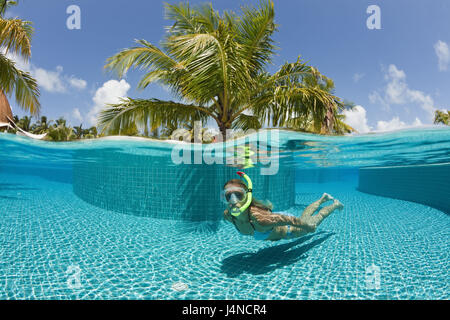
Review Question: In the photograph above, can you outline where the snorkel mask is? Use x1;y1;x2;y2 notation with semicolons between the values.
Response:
222;171;253;217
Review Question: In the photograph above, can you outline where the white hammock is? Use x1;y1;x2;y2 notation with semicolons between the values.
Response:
0;122;13;129
6;116;47;140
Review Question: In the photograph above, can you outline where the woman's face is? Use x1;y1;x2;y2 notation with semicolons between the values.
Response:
223;182;247;208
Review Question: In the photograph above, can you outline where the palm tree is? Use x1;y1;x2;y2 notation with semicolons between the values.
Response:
99;1;345;140
279;72;356;134
181;120;212;142
33;115;52;134
0;0;40;118
88;126;97;138
46;125;74;141
17;115;31;131
160;120;179;139
73;124;84;139
54;117;67;127
149;127;159;138
46;117;74;141
434;110;449;126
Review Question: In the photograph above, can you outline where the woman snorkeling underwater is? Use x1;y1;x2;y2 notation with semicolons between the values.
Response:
222;172;343;241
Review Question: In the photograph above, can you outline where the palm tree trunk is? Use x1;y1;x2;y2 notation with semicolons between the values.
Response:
218;123;229;142
320;104;334;134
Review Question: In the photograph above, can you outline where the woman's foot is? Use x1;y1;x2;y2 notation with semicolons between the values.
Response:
334;199;344;211
321;193;334;202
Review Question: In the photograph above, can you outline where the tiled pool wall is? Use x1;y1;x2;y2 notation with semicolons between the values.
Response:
0;161;73;184
72;149;295;221
295;168;359;185
358;163;450;214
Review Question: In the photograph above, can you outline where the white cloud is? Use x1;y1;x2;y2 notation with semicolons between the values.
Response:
375;117;423;132
2;48;87;93
368;91;390;111
33;66;66;93
369;64;436;121
341;104;426;134
412;117;423;126
376;117;406;132
353;73;365;83
342;105;371;133
434;40;450;71
72;108;83;123
69;77;87;90
384;65;407;104
87;79;131;126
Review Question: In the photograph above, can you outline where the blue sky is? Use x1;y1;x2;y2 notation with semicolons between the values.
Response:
5;0;450;132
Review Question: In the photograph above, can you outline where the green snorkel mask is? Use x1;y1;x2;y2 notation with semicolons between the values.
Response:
229;171;253;217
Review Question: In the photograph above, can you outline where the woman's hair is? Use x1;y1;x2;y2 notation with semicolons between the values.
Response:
223;179;273;212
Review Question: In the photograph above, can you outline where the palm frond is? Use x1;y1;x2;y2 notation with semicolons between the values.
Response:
434;110;449;125
97;98;210;135
334;114;356;134
232;113;262;131
105;39;179;79
0;18;33;59
164;2;202;35
0;53;40;113
194;3;222;34
236;0;277;75
0;1;18;17
167;33;230;103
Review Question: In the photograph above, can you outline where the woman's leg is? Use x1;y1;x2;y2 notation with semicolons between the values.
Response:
276;199;343;240
300;193;334;219
266;196;343;241
307;199;343;228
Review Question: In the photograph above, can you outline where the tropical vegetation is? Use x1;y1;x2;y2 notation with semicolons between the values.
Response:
2;115;99;141
434;110;449;126
1;115;220;142
99;1;355;140
0;0;40;115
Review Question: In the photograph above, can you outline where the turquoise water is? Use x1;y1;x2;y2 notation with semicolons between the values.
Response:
0;128;449;299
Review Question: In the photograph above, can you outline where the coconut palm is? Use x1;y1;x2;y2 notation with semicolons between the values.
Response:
73;124;84;139
88;126;97;138
46;117;74;141
279;71;356;134
46;125;74;141
54;117;67;127
32;115;52;134
0;0;40;116
434;110;449;126
160;120;180;139
149;127;159;138
17;114;31;131
100;1;345;140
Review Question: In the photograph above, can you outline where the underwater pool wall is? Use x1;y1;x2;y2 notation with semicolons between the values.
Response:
358;163;450;214
295;168;358;185
72;149;295;221
0;162;73;184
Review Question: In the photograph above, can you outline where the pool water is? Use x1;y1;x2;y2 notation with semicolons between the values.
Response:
0;128;449;300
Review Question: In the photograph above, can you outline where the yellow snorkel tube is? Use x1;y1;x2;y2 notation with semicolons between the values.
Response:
230;171;253;217
235;146;255;169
